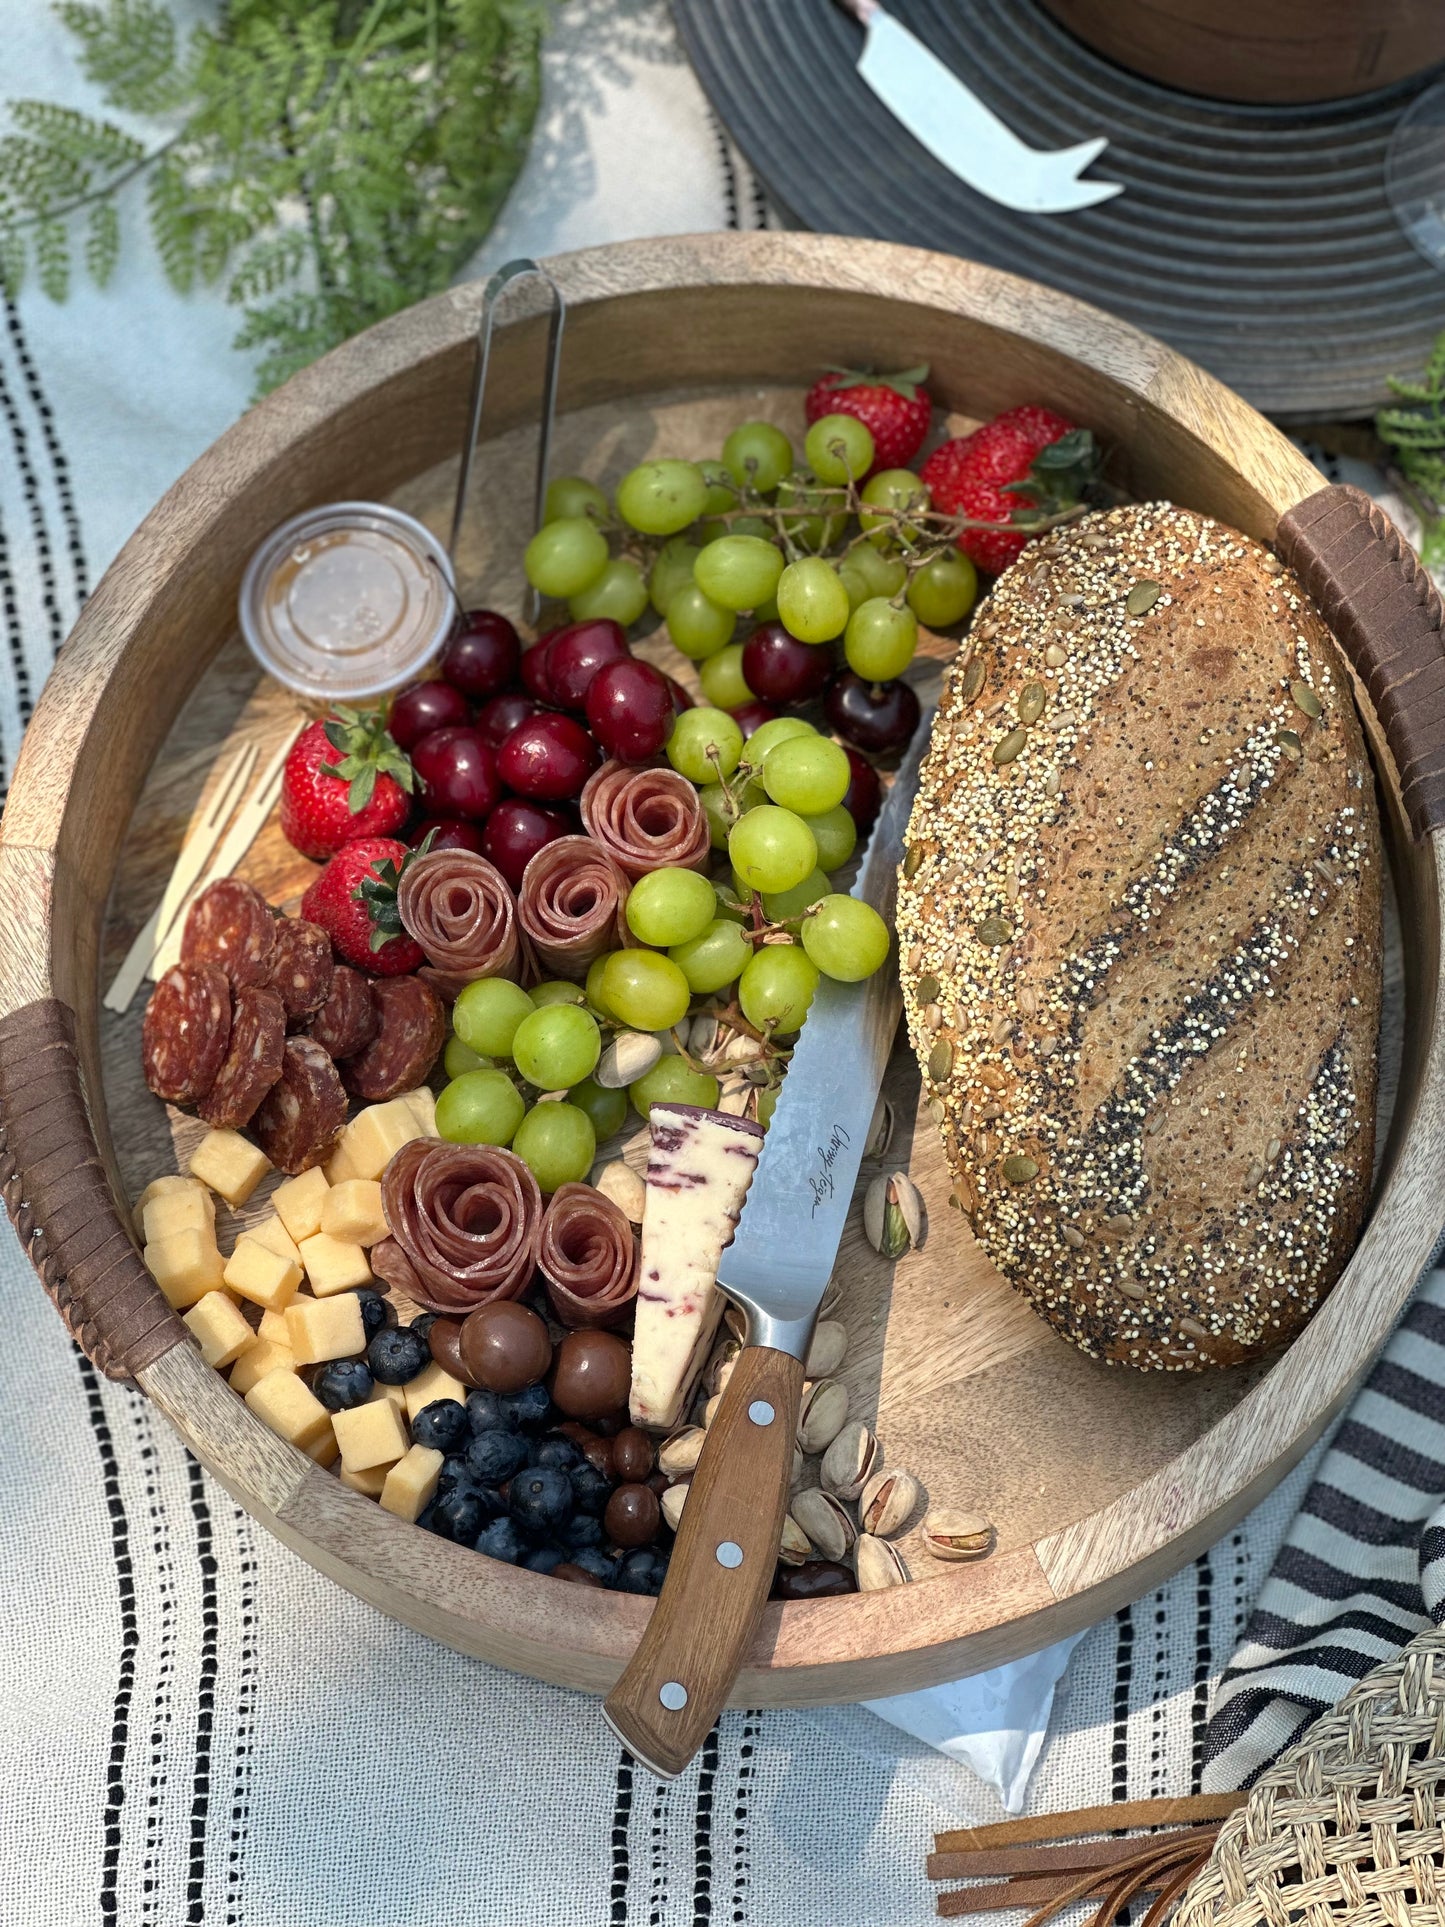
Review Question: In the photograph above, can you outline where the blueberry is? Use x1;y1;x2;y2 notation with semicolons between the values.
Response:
466;1388;509;1434
611;1549;658;1595
311;1359;373;1411
367;1326;430;1384
410;1399;468;1454
431;1488;485;1543
466;1428;530;1484
568;1461;613;1518
568;1547;617;1584
416;1501;438;1532
474;1515;522;1565
437;1453;472;1494
563;1512;605;1551
531;1435;583;1472
354;1289;392;1342
498;1381;552;1433
509;1466;574;1536
410;1312;438;1340
522;1545;566;1576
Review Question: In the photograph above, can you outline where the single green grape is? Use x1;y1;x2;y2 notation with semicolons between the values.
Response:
584;953;615;1019
529;979;586;1008
669;917;752;994
523;517;609;599
512;1101;596;1192
859;468;930;549
666;582;736;660
443;1035;491;1080
569;556;649;627
694;535;785;613
698;643;754;712
600;949;692;1031
648;536;702;617
801;802;857;872
701;777;770;852
801;894;891;981
616;459;709;536
775;474;846;552
844;597;919;681
740;715;814;765
697;512;773;547
722;420;793;495
839;545;908;611
776;556;849;643
629;1055;721;1117
739;943;820;1032
698;458;736;516
756;1083;779;1128
453;978;535;1058
760;733;851;814
544;475;609;526
907;551;978;628
728;804;818;893
804;413;875;485
511;1003;602;1091
626;866;718;947
568;1075;629;1141
435;1069;526;1146
753;594;780;623
761;866;830;922
666;706;743;783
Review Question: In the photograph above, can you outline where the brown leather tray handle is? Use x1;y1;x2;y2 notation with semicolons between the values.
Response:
1277;484;1445;840
0;997;185;1380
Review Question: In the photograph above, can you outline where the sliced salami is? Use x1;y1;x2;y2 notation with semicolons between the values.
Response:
141;963;232;1106
516;835;631;980
181;877;277;988
339;975;445;1101
250;1035;348;1175
268;916;334;1025
537;1182;638;1330
196;982;286;1129
580;761;711;880
397;848;522;999
306;963;379;1060
381;1139;542;1314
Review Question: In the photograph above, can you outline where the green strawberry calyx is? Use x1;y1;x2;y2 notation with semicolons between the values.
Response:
822;363;930;402
1002;428;1103;526
353;831;435;953
319;705;415;815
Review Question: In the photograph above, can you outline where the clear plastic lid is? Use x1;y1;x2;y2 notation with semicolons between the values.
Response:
239;501;456;703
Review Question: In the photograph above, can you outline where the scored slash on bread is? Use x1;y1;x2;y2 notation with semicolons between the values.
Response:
897;502;1383;1372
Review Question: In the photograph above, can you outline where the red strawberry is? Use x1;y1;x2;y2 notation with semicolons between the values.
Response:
300;837;424;976
804;364;933;472
921;404;1078;575
280;708;415;861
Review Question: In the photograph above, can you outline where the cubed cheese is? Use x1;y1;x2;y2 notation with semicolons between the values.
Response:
245;1213;302;1267
188;1129;271;1207
404;1360;466;1423
398;1086;438;1138
331;1398;408;1474
145;1228;226;1309
298;1232;372;1298
339;1461;389;1496
141;1181;215;1247
368;1379;407;1419
244;1368;332;1451
380;1445;444;1521
271;1166;330;1243
285;1293;366;1366
134;1174;210;1238
229;1337;296;1395
302;1425;339;1468
223;1236;303;1313
325;1099;424;1184
320;1179;387;1247
259;1295;311;1345
183;1291;256;1369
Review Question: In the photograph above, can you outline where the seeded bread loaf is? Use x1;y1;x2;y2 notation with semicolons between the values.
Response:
897;502;1382;1371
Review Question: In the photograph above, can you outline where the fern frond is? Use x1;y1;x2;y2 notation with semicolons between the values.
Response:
53;2;186;116
84;196;120;284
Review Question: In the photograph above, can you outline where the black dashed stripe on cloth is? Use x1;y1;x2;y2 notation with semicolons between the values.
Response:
0;499;30;796
185;1459;219;1924
1189;1550;1213;1794
706;108;740;229
3;294;88;606
729;1714;758;1927
1110;1603;1133;1802
646;1774;670;1927
691;1724;718;1925
610;1748;635;1925
223;1513;260;1927
0;321;67;664
131;1398;179;1927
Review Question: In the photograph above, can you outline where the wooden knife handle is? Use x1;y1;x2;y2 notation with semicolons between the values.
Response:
602;1344;805;1777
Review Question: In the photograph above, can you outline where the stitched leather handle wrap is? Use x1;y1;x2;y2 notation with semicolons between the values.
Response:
1276;483;1445;840
0;998;185;1380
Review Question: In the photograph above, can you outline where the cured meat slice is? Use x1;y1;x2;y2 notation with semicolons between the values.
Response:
306;963;378;1060
537;1182;639;1329
580;762;711;880
516;835;631;980
180;877;277;988
396;848;522;999
369;1236;424;1304
196;982;285;1129
339;975;445;1101
381;1139;542;1314
268;916;334;1025
141;962;232;1105
250;1036;348;1175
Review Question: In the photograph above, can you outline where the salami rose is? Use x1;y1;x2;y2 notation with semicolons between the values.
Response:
579;761;710;880
251;1035;348;1175
141;962;232;1106
396;848;522;999
339;975;445;1101
181;877;277;988
380;1139;542;1314
306;964;378;1060
268;916;334;1025
516;835;630;980
537;1183;638;1330
196;982;285;1129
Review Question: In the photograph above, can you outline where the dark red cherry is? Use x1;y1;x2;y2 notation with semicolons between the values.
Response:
841;746;882;832
474;691;540;748
479;798;571;891
824;672;921;755
409;815;484;855
496;713;600;802
584;658;673;765
664;674;694;715
545;619;630;710
741;620;831;705
730;699;778;740
519;635;558;703
389;679;470;750
441;611;520;699
411;726;502;819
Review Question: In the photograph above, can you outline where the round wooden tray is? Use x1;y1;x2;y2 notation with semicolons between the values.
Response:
2;234;1442;1705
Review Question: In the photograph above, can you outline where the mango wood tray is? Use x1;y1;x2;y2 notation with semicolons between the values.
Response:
2;234;1442;1705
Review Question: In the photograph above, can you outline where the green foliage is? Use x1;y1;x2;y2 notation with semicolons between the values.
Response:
1378;330;1445;571
0;0;545;392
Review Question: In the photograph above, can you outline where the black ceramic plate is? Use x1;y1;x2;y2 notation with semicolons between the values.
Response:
673;0;1445;420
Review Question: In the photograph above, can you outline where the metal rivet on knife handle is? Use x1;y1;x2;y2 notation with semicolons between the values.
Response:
659;1682;688;1711
716;1542;744;1569
748;1400;775;1426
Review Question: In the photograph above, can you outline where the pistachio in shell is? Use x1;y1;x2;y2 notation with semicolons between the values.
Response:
778;1514;812;1567
591;1159;645;1223
657;1427;705;1478
820;1421;881;1504
859;1467;924;1539
855;1534;910;1591
922;1508;995;1562
791;1486;857;1564
661;1481;690;1531
595;1030;662;1089
863;1171;926;1260
805;1319;848;1380
796;1377;850;1455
